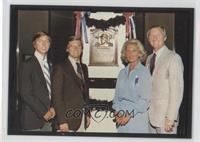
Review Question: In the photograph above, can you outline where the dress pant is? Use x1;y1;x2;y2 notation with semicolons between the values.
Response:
60;112;85;132
24;122;52;132
149;121;178;134
76;113;85;132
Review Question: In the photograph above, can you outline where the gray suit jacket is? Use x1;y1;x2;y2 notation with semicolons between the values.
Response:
19;56;52;130
146;46;184;127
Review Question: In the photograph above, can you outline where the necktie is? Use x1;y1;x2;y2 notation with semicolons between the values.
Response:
43;60;51;99
76;62;84;81
76;62;86;93
150;53;156;75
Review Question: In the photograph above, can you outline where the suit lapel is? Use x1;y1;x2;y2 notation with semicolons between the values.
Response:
154;47;170;73
65;59;83;89
146;54;153;69
32;56;48;89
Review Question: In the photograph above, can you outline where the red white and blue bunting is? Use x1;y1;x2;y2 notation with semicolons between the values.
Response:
74;11;136;43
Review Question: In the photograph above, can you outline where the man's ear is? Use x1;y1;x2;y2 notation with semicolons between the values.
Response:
32;42;36;49
66;47;69;52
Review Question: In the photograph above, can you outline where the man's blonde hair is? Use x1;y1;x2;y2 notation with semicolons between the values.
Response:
66;36;83;50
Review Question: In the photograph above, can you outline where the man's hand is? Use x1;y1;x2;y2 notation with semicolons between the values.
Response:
164;118;174;132
86;116;91;128
43;107;56;121
43;110;52;121
59;123;69;132
49;107;56;119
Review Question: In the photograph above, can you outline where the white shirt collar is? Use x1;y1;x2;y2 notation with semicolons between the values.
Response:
34;51;47;62
153;45;166;60
68;56;80;73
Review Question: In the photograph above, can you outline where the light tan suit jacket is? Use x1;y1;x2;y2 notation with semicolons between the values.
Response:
146;46;184;127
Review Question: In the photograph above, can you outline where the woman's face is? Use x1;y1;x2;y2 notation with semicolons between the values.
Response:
125;43;141;64
33;35;50;55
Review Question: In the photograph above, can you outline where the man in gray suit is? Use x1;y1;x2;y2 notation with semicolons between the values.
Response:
146;25;184;134
20;31;55;131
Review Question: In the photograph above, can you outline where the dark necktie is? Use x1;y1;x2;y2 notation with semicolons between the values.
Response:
150;53;156;75
76;62;84;81
76;62;86;94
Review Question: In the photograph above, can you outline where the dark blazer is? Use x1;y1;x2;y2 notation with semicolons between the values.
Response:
19;55;52;130
52;58;89;131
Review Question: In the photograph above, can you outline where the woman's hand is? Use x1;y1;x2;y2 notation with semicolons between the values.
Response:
120;114;131;126
115;112;131;126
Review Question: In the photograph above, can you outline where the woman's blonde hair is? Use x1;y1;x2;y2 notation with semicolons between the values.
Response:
121;39;147;63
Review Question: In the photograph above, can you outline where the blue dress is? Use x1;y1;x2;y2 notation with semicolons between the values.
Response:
112;62;152;133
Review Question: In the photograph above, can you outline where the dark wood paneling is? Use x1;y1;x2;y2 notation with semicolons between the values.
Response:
175;11;193;138
49;11;74;63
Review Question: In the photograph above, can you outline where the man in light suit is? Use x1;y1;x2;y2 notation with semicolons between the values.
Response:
52;36;90;132
146;25;184;134
20;31;55;131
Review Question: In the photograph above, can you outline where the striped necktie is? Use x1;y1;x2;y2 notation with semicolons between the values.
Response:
43;59;51;99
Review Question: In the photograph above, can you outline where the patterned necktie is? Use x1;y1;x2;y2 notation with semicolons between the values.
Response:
150;53;156;75
43;60;51;99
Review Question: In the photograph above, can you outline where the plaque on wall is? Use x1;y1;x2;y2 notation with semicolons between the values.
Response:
89;27;118;66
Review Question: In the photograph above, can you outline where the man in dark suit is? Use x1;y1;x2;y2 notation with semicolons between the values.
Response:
19;31;55;131
52;36;90;132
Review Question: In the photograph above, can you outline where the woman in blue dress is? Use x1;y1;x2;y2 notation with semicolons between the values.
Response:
112;39;152;133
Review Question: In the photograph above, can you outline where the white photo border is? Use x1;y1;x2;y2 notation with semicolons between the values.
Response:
2;0;200;142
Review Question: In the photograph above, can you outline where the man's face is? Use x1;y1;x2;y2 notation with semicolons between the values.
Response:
148;27;165;51
67;41;82;60
33;35;50;55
